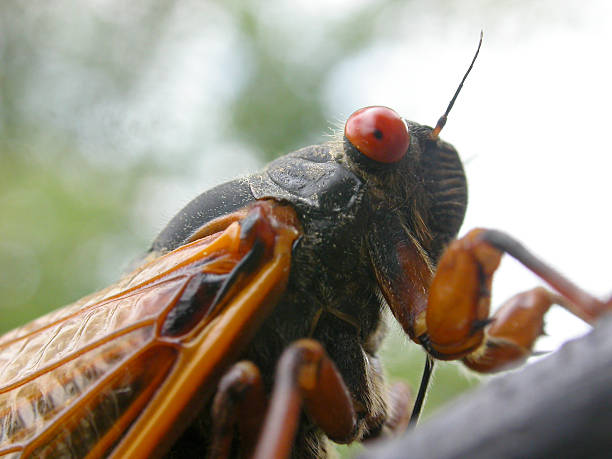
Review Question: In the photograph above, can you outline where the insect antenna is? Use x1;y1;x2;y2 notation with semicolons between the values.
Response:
430;31;483;140
409;354;435;425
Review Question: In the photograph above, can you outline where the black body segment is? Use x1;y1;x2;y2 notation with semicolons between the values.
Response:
153;178;256;252
249;145;364;214
152;144;366;255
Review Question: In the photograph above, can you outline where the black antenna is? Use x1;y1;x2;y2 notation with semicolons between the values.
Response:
430;31;483;140
409;354;435;425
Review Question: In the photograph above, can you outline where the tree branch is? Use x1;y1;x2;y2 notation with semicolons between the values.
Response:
361;314;612;459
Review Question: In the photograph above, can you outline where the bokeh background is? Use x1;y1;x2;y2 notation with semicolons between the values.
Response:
1;0;611;455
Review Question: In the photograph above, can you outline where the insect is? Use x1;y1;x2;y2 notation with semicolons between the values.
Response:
1;35;610;458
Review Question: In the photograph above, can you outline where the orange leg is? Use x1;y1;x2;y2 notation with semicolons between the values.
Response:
253;339;358;459
423;228;610;372
480;230;608;323
463;287;567;372
211;340;401;458
208;361;267;459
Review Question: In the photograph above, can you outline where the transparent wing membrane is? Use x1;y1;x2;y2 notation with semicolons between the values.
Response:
0;201;301;458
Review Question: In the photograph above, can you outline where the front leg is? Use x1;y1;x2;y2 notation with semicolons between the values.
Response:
463;287;570;372
423;228;609;371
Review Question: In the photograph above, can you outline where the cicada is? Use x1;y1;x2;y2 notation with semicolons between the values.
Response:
1;37;609;458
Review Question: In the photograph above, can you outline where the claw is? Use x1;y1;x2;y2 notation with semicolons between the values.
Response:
463;287;557;373
470;317;495;334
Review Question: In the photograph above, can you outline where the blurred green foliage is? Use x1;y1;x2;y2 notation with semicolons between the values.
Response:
0;1;480;455
0;151;146;331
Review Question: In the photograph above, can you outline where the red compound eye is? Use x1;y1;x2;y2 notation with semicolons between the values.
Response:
344;106;410;164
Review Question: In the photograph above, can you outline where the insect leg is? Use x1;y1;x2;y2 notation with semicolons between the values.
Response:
209;361;267;459
462;287;567;372
423;228;504;360
253;339;357;459
479;229;607;323
423;228;610;370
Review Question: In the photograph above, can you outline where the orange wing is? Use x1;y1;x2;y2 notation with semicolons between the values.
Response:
0;201;300;458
